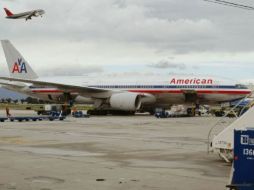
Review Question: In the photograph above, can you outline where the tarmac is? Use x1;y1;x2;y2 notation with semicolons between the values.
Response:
0;110;234;190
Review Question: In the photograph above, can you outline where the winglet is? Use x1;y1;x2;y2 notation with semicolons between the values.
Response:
4;8;13;16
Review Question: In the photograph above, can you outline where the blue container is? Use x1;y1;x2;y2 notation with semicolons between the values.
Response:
227;129;254;190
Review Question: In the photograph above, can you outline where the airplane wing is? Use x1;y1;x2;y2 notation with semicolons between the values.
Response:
25;11;36;20
0;81;26;88
0;77;112;98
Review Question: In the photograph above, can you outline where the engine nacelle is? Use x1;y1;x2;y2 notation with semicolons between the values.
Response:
74;96;94;104
34;12;40;17
109;92;141;111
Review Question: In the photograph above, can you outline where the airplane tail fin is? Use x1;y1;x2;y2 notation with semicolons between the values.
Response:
4;8;13;16
1;40;38;79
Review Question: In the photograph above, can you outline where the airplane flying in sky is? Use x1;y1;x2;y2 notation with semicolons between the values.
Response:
0;40;252;115
3;8;45;21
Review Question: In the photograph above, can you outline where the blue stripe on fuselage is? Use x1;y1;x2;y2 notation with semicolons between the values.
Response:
89;85;247;89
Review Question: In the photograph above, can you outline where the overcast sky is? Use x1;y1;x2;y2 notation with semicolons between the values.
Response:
1;0;254;82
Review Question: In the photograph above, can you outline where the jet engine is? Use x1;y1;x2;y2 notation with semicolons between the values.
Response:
34;11;40;17
109;92;142;111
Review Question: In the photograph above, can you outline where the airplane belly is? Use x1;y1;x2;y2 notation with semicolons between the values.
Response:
148;91;248;107
198;93;246;103
153;93;185;105
74;96;94;104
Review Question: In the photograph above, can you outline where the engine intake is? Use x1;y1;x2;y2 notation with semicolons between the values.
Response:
109;92;141;111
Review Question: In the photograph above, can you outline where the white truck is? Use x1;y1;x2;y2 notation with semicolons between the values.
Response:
37;104;63;115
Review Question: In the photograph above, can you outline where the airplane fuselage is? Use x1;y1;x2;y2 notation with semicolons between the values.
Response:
5;9;45;20
7;75;250;110
0;40;251;112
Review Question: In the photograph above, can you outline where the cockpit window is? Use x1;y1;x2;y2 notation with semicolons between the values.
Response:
235;84;248;89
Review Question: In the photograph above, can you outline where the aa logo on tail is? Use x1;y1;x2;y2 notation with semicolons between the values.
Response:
12;58;27;73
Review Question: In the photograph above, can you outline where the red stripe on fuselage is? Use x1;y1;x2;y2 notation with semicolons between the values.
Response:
32;89;64;93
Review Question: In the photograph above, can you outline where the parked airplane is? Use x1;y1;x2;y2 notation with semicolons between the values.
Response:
0;40;252;115
4;8;45;21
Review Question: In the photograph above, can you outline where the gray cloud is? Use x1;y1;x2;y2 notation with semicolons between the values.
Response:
148;60;186;69
1;0;253;54
0;0;254;81
192;65;200;70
